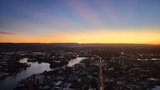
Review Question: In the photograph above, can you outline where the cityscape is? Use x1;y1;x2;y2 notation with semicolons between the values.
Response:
1;0;160;90
0;43;160;90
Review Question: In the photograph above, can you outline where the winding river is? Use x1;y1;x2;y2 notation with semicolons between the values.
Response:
0;57;85;90
0;58;52;90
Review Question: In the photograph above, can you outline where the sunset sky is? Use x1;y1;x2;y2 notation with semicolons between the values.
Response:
0;0;160;44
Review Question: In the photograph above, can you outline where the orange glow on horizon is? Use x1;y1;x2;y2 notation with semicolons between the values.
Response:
0;28;160;44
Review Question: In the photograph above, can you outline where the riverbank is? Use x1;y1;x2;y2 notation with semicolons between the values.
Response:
14;57;87;90
0;58;52;90
0;58;29;80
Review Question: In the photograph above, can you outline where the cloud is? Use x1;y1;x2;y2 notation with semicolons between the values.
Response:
68;0;102;25
0;31;13;34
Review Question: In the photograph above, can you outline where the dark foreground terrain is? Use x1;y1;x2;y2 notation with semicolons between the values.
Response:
0;43;160;90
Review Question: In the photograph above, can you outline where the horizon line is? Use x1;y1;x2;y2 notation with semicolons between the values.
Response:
0;42;159;45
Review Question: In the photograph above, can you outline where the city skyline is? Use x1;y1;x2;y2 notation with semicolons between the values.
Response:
0;0;160;44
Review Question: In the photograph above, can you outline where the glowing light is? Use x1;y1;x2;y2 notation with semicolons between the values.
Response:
0;28;160;44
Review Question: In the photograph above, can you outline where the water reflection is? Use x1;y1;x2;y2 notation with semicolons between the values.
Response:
0;58;52;90
67;57;85;67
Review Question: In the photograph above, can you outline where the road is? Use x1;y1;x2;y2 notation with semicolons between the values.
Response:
96;55;104;90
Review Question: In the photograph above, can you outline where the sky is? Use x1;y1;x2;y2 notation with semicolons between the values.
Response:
0;0;160;44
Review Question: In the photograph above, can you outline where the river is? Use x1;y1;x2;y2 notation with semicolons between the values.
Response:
0;57;85;90
0;58;52;90
67;57;86;67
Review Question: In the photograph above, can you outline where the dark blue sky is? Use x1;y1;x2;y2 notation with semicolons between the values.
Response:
0;0;160;43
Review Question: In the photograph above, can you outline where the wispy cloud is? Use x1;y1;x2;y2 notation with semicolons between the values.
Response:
0;31;13;34
68;0;102;25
